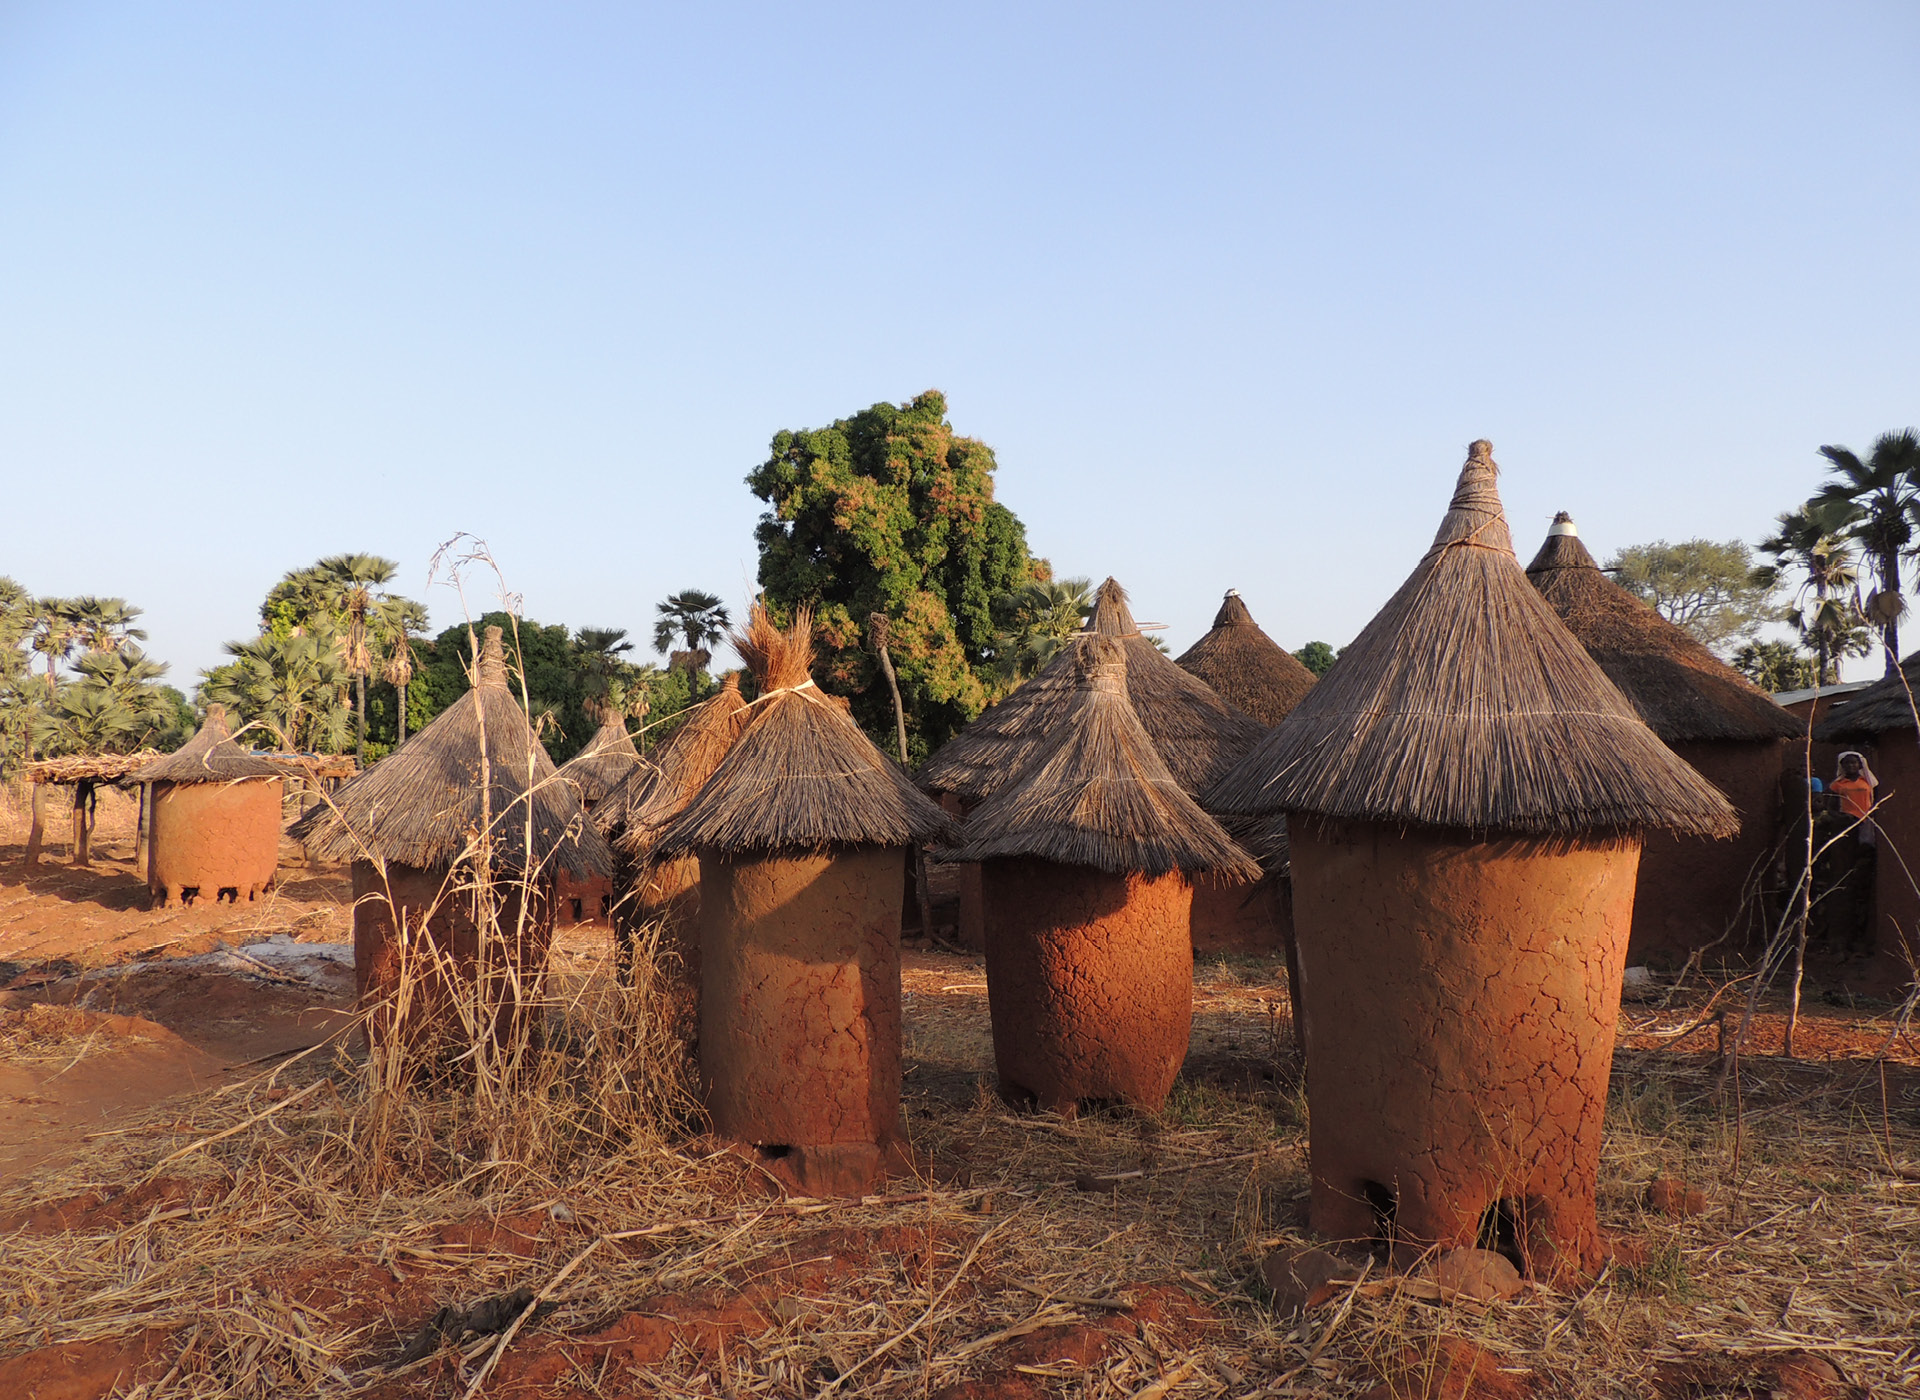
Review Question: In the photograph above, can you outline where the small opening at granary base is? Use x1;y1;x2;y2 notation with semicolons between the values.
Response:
1478;1197;1525;1269
1361;1180;1397;1258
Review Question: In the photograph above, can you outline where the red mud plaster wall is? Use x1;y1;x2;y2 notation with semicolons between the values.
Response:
982;858;1193;1114
1865;736;1920;996
1627;740;1780;966
148;778;282;905
350;860;555;1050
698;847;906;1156
1190;870;1284;954
1290;821;1639;1279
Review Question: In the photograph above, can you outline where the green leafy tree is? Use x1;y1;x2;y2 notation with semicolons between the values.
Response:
986;577;1092;694
1732;640;1818;694
651;592;731;672
1759;503;1870;685
1606;539;1779;656
748;390;1045;758
1293;641;1338;678
1810;428;1920;675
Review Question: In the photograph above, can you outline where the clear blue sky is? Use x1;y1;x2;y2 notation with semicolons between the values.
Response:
4;3;1916;688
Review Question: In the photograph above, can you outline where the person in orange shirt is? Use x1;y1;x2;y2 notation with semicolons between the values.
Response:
1831;751;1879;844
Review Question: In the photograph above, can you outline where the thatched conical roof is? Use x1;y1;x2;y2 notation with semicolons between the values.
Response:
290;626;612;877
941;638;1260;879
556;709;645;810
1812;654;1920;740
654;609;955;858
1205;442;1739;839
604;673;751;854
918;579;1266;804
134;704;282;785
1175;590;1317;727
1526;514;1803;745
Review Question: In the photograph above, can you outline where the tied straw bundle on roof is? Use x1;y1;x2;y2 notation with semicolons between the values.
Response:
918;578;1266;804
1526;514;1804;745
941;636;1260;880
1206;441;1739;839
290;626;611;878
132;704;281;785
653;607;954;858
602;674;751;854
1174;590;1317;727
555;708;649;809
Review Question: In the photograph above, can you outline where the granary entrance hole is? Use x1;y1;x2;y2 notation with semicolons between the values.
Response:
179;886;201;906
1361;1180;1397;1260
216;886;240;904
569;897;584;923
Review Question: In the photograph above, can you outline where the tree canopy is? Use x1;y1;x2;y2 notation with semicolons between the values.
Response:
1606;539;1779;656
748;390;1046;759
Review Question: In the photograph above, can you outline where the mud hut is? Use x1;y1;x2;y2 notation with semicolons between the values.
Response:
920;579;1266;950
1207;441;1736;1279
654;609;953;1196
1527;513;1804;965
291;627;612;1052
1174;589;1319;957
1813;656;1920;995
133;704;283;907
599;673;750;990
941;636;1259;1114
553;710;646;925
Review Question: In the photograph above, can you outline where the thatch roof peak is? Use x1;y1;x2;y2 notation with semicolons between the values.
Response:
605;674;751;850
941;638;1258;879
1525;517;1802;744
919;578;1266;803
556;708;645;808
1176;589;1316;728
290;631;611;878
654;607;954;857
134;703;282;785
475;626;509;690
1205;442;1739;839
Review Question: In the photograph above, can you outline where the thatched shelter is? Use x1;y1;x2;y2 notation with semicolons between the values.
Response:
133;704;283;907
1208;441;1736;1280
291;626;611;1051
920;578;1266;950
1814;656;1920;994
552;710;646;925
1173;589;1318;957
1527;513;1804;965
941;636;1259;1114
655;608;953;1196
598;673;750;992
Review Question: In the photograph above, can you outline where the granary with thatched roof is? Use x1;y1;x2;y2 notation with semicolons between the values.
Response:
1173;588;1319;958
1208;441;1736;1280
291;626;612;1052
940;636;1259;1114
133;703;284;907
1813;654;1920;995
654;608;952;1197
919;578;1266;951
552;708;647;926
1527;512;1805;965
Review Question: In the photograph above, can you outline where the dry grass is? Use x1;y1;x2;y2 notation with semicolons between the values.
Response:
1;948;1914;1399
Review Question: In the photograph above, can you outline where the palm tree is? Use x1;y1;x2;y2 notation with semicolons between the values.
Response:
576;626;636;719
652;591;730;671
208;629;351;753
373;597;428;745
311;554;400;765
1812;429;1920;675
65;597;147;654
987;576;1093;691
1760;503;1867;685
28;597;80;695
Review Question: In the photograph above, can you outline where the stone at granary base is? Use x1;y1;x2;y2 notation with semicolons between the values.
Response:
1416;1247;1524;1301
1258;1245;1362;1314
1645;1177;1709;1217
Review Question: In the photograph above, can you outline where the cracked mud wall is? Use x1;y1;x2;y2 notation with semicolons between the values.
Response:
1191;869;1285;954
982;858;1193;1114
350;860;555;1052
1628;739;1779;967
697;847;906;1152
1290;820;1638;1278
147;778;282;906
1865;736;1920;997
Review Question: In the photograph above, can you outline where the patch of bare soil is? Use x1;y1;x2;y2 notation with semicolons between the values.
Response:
0;924;1914;1398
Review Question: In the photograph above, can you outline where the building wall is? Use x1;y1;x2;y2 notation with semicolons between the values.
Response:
1627;739;1786;967
1864;735;1920;996
147;778;282;906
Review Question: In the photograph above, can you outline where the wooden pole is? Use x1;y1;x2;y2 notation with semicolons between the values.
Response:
25;781;45;867
869;613;936;944
72;785;91;867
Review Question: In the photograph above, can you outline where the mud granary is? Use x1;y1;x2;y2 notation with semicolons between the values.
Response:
134;703;283;908
1208;441;1737;1280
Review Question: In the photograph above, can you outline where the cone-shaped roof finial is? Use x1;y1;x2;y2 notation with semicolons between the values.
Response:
475;626;508;690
